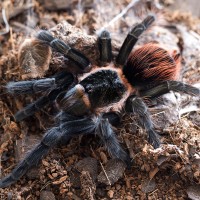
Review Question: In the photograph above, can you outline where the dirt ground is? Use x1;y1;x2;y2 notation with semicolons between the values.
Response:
0;0;200;199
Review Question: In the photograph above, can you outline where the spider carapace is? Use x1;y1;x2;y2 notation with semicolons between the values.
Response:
0;15;199;188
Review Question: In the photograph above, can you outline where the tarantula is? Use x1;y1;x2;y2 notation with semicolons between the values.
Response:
0;15;199;188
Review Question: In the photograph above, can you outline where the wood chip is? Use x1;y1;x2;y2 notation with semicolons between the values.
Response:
52;175;68;185
149;167;159;180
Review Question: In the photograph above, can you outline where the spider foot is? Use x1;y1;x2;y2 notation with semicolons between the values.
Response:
147;129;161;149
0;176;15;188
123;154;132;169
96;117;130;164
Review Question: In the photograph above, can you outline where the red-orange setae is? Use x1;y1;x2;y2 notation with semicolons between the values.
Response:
123;43;181;87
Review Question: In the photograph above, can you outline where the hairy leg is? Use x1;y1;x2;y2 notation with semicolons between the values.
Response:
98;30;112;64
140;80;200;98
0;127;59;188
37;30;91;72
13;72;74;122
116;15;155;66
102;111;121;127
6;78;56;95
6;71;73;95
60;112;129;163
95;115;130;164
0;113;95;188
14;88;62;122
125;95;160;149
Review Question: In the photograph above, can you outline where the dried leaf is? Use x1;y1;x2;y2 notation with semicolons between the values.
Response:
149;167;159;179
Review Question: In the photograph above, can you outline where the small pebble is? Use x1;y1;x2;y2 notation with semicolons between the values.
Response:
52;173;58;178
67;192;73;197
107;190;114;198
116;184;121;190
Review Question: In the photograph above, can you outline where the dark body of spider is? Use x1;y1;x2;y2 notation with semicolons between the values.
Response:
1;15;199;188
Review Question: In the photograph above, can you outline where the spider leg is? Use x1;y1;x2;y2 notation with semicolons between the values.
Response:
98;30;112;64
36;30;91;72
0;127;58;188
140;80;200;98
125;95;160;149
95;115;130;164
6;78;57;95
0;113;95;188
6;71;73;95
102;111;121;127
14;89;62;122
116;15;155;66
14;72;74;122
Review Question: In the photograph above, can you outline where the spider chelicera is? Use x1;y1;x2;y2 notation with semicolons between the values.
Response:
0;15;199;188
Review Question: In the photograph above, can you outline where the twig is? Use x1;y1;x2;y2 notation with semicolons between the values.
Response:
75;0;84;28
99;161;111;185
9;27;14;50
11;21;35;33
40;181;52;191
0;9;10;35
0;4;34;24
99;0;139;31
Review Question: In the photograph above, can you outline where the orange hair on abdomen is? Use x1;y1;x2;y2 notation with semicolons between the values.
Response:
123;43;181;87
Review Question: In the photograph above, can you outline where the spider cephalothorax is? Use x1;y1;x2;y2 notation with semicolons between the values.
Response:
0;15;199;188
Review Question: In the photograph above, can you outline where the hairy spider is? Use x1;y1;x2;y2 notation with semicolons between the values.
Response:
1;15;199;188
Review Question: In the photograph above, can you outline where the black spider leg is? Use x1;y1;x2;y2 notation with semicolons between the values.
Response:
36;30;91;72
116;15;155;66
102;111;121;127
13;72;74;122
98;30;112;64
0;113;95;188
60;112;130;164
95;114;130;164
125;95;160;149
6;77;58;95
139;80;200;98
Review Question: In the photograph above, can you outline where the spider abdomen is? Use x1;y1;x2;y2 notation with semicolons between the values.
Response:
80;69;127;108
123;43;181;88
